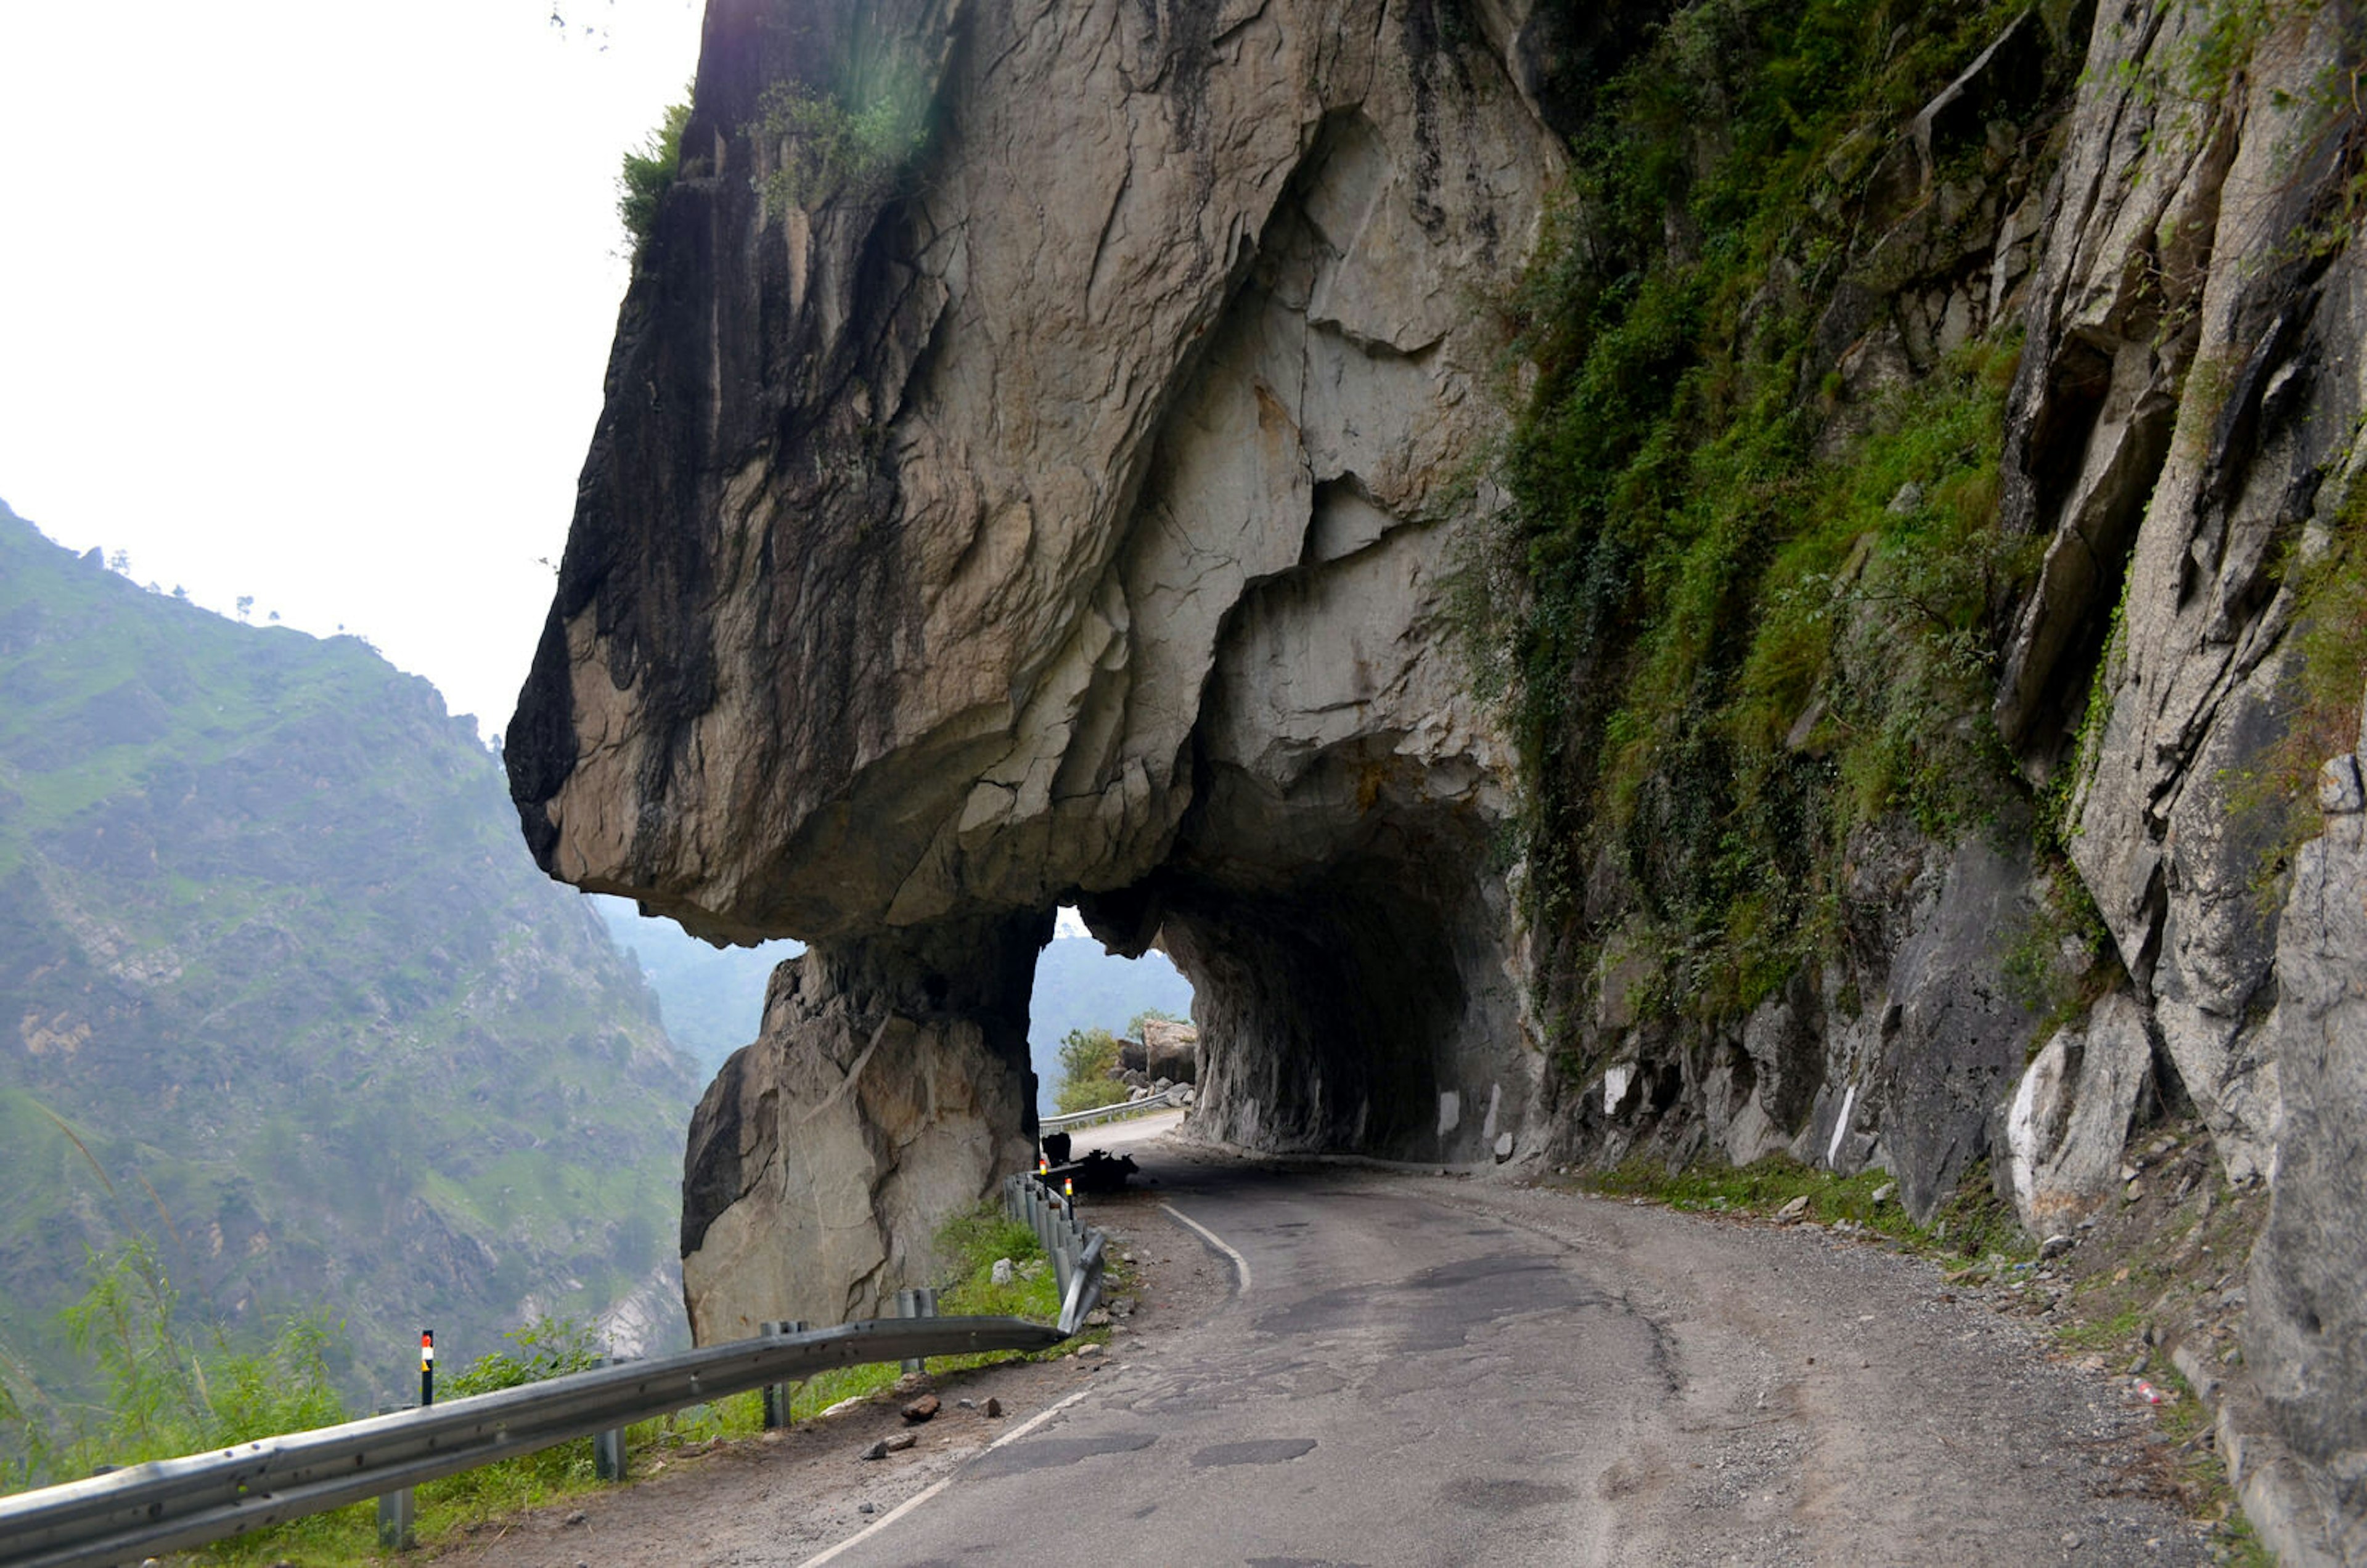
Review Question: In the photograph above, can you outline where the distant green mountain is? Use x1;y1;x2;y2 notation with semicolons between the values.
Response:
1026;938;1193;1114
0;502;700;1411
591;896;798;1072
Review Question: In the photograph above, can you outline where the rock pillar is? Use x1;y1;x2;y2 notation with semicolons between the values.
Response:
679;912;1045;1341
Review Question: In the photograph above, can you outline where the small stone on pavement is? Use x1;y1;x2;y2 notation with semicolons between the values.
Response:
984;1397;1004;1417
901;1394;941;1423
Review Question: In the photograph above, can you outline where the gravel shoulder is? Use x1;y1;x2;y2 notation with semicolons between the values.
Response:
1420;1172;2214;1566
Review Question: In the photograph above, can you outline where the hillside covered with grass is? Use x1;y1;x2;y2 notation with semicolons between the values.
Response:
0;502;702;1432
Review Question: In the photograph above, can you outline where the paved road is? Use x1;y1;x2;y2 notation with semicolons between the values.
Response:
807;1146;2208;1567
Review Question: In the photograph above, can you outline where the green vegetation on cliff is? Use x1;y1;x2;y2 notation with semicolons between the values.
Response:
1478;0;2059;1048
1052;1027;1124;1114
618;94;691;252
0;502;700;1428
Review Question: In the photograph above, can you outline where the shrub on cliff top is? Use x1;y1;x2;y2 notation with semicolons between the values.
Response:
618;94;691;253
751;76;927;211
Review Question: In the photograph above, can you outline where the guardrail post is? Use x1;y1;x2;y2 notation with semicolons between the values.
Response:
594;1355;639;1482
760;1320;807;1429
375;1403;414;1550
898;1288;938;1373
1058;1232;1107;1334
594;1424;627;1482
1049;1220;1074;1299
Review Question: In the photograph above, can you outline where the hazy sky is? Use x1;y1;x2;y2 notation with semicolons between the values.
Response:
0;0;703;735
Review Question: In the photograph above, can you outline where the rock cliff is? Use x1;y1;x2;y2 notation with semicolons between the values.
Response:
512;0;2366;1549
512;0;1566;1334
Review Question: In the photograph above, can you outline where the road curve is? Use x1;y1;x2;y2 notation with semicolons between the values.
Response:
811;1144;2207;1567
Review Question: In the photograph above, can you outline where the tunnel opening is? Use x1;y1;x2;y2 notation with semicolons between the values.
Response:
1027;907;1197;1120
1076;775;1530;1166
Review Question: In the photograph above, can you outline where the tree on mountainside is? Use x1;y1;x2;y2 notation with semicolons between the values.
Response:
1053;1027;1124;1114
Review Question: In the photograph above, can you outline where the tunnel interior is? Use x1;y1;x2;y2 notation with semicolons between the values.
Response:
1070;755;1523;1164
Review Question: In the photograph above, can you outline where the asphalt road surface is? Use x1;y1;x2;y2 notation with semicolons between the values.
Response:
806;1143;2209;1567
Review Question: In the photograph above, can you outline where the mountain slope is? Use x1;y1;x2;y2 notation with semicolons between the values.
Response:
0;502;700;1405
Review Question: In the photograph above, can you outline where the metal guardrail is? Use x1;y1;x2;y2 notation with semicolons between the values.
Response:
0;1313;1061;1568
1039;1081;1190;1132
0;1165;1130;1568
1004;1173;1109;1334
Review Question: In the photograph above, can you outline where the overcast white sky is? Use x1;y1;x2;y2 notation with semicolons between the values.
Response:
0;0;704;736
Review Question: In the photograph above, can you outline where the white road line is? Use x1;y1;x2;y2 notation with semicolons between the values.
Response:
794;1386;1097;1567
1160;1201;1252;1295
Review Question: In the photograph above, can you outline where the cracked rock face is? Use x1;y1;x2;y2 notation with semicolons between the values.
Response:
679;915;1042;1339
510;0;1564;1329
2246;698;2367;1557
1986;6;2367;1544
1995;2;2365;1185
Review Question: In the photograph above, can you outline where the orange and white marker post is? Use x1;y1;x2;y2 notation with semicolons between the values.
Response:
380;1330;434;1551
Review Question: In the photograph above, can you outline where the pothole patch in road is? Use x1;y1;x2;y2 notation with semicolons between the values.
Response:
1188;1437;1318;1466
1442;1476;1573;1509
965;1430;1158;1477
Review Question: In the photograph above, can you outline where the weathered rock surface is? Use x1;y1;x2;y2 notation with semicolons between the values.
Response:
2246;706;2367;1562
2008;993;2154;1232
1119;1018;1199;1084
680;915;1040;1337
1990;5;2367;1547
2000;1;2360;1188
519;0;1568;1336
511;0;1550;947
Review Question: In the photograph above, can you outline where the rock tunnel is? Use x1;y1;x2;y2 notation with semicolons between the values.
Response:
504;0;1569;1340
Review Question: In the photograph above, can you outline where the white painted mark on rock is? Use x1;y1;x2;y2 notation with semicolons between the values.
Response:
1827;1082;1858;1167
